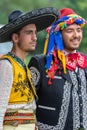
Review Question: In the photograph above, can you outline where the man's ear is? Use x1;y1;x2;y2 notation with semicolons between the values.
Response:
12;33;19;43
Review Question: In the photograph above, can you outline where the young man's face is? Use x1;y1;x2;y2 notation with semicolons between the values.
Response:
62;23;83;53
13;24;37;53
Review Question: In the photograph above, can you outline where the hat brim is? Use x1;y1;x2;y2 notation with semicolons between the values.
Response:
0;7;59;43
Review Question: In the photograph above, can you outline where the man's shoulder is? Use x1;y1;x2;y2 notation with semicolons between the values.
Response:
29;54;46;67
31;54;45;61
34;54;45;58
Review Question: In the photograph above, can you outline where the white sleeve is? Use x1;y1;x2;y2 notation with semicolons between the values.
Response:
0;60;13;130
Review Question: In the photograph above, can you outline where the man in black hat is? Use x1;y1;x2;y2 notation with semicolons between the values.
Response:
0;7;59;130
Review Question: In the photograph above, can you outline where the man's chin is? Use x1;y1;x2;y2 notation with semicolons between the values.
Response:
28;48;36;52
27;49;36;54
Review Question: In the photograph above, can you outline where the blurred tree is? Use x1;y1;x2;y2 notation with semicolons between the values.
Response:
0;0;87;55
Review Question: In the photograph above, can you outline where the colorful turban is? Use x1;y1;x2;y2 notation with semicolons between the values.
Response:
43;8;86;84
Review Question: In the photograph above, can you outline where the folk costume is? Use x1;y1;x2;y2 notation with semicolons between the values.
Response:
29;8;87;130
0;8;59;130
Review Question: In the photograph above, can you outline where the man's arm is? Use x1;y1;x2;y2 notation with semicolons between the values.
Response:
28;55;44;90
0;60;13;130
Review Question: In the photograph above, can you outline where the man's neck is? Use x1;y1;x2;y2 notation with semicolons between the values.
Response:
64;50;77;56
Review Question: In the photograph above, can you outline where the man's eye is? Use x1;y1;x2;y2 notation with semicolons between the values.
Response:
77;29;82;32
24;30;32;34
26;31;32;34
66;29;72;33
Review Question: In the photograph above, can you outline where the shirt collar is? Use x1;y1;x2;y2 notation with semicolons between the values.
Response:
64;50;77;56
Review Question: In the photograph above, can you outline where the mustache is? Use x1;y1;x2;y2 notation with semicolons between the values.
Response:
70;37;81;41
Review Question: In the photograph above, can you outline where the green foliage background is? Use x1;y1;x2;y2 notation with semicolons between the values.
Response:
0;0;87;56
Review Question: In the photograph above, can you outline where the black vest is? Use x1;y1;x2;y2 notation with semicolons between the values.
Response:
29;54;87;130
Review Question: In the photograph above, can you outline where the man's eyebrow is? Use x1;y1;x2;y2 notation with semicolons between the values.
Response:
23;30;34;33
24;29;37;32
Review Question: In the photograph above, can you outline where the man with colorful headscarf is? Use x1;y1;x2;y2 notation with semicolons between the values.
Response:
29;8;87;130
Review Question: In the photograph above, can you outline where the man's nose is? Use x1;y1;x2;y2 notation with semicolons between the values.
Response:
32;34;37;41
73;30;79;37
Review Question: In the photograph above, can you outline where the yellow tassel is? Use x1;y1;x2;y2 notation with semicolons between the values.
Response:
43;34;49;55
57;50;66;73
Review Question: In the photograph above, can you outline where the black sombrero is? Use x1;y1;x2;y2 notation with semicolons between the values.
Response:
0;7;59;43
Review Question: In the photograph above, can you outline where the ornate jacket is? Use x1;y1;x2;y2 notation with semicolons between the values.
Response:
29;53;87;130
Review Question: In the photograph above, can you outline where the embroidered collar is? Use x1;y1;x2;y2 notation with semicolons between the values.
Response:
8;52;26;69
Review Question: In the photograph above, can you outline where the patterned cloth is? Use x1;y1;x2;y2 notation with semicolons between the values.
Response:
3;124;36;130
66;52;87;70
3;110;38;130
4;111;36;126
